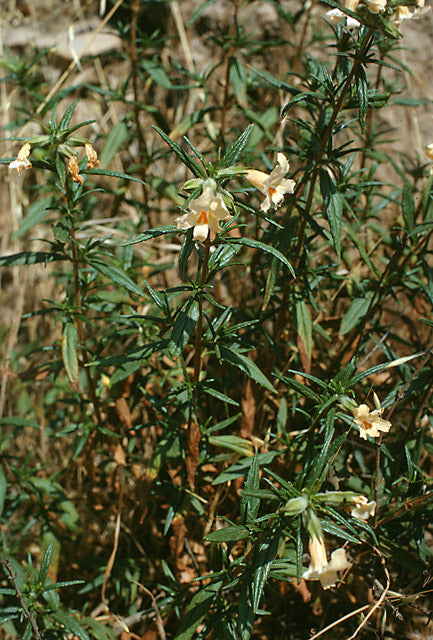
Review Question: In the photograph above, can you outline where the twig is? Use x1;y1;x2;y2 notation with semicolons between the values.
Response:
0;555;42;640
309;604;371;640
131;580;167;640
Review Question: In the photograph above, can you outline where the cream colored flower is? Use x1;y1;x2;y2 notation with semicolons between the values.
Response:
176;186;233;242
245;153;296;212
308;534;328;573
425;144;433;161
350;495;376;520
303;545;352;589
85;143;99;169
352;394;391;440
326;8;361;27
9;142;32;173
67;156;84;185
366;0;387;13
345;0;360;9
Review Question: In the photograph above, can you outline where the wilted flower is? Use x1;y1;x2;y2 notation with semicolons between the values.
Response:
303;544;352;589
245;153;296;212
366;0;387;13
176;186;233;242
67;156;84;185
9;142;32;174
352;392;391;440
350;495;376;520
425;144;433;161
85;143;99;169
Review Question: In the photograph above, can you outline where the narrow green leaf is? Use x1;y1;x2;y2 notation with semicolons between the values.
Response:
0;467;7;518
99;122;128;168
0;251;65;266
51;612;90;640
169;299;200;358
319;170;343;258
13;197;51;239
241;452;260;525
221;124;254;168
402;178;415;234
230;57;248;108
252;533;280;613
205;525;250;543
89;259;144;296
62;322;79;388
295;300;312;358
38;540;53;585
227;237;295;276
152;125;205;177
339;291;374;336
82;168;146;185
220;346;276;393
123;224;178;245
177;582;222;640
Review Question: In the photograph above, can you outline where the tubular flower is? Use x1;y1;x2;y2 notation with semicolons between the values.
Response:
326;8;360;27
245;153;296;212
9;142;32;173
85;143;99;169
350;495;376;520
352;394;391;440
303;543;352;590
176;186;233;242
366;0;387;13
67;156;84;185
425;144;433;161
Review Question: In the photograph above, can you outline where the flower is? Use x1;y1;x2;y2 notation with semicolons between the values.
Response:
366;0;387;13
326;8;361;27
303;545;352;589
85;143;99;169
9;142;32;173
308;534;328;573
245;153;296;212
67;156;84;185
425;144;433;161
350;495;376;520
352;393;391;440
176;186;233;242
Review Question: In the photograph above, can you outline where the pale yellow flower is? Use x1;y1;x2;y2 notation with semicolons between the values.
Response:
9;142;32;173
303;544;352;589
308;534;328;573
67;156;84;185
176;186;233;242
350;495;376;520
352;394;391;440
366;0;387;13
425;144;433;161
325;8;360;27
85;143;99;169
245;153;296;212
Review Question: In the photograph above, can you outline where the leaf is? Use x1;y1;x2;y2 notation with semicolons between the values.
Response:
89;258;144;296
38;540;53;585
51;612;90;640
227;237;295;275
220;346;276;393
230;57;248;108
169;298;200;358
0;251;65;266
339;291;374;336
252;532;280;612
209;435;254;457
0;467;7;518
205;525;250;543
221;124;254;168
241;452;260;525
354;64;368;131
177;582;222;640
203;387;240;406
152;125;205;177
82;168;146;185
319;170;343;258
402;178;415;234
99;122;128;168
123;224;178;245
13;197;51;239
62;322;79;389
296;299;312;359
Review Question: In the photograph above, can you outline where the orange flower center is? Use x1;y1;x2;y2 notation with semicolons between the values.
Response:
197;210;208;224
268;186;278;197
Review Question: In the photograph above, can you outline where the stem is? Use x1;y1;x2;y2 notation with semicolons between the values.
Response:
193;235;211;385
373;434;382;529
274;28;376;343
0;556;42;640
